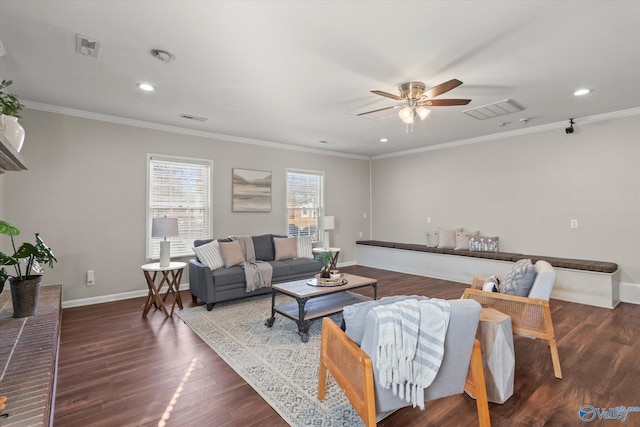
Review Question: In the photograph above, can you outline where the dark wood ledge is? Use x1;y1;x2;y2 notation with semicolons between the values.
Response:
356;240;619;274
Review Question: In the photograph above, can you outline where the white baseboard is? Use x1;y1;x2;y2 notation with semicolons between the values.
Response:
620;282;640;305
61;283;186;309
61;263;358;309
337;260;356;268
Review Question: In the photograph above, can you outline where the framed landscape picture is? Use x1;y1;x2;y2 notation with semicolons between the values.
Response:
232;168;272;212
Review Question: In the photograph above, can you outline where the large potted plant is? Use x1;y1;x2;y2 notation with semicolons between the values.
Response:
0;79;25;152
0;220;57;318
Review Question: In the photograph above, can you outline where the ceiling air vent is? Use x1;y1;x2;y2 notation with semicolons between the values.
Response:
75;34;101;58
463;99;523;120
179;114;207;122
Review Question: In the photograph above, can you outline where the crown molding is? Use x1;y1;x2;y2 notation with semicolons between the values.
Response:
21;101;370;161
372;107;640;160
21;100;640;162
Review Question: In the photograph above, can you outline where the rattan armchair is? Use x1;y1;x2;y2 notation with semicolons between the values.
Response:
318;299;491;427
462;260;562;379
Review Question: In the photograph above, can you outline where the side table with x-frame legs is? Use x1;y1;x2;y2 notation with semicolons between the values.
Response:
141;261;186;318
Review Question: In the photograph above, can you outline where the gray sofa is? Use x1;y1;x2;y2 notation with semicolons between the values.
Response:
189;234;322;310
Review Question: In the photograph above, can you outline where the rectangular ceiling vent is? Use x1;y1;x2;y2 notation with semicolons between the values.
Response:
463;99;523;120
75;34;101;58
179;114;207;122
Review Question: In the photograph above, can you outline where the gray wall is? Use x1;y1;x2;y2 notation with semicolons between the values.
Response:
2;109;371;302
371;114;640;284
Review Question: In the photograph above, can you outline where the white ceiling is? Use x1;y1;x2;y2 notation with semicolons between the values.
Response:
1;1;639;157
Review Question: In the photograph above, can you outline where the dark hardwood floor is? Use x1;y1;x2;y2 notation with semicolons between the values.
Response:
54;266;640;426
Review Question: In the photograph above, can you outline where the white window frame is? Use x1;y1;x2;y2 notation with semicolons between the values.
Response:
286;168;324;243
146;154;213;260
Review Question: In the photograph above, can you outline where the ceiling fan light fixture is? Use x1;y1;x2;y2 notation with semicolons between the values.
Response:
416;106;431;120
399;106;414;123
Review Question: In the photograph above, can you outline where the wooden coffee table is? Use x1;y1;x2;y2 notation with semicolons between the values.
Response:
265;273;377;342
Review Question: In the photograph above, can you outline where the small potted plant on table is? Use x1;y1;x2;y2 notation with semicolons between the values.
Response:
0;220;57;318
315;251;335;279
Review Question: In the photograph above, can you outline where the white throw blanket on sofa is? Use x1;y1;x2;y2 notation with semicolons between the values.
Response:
230;235;273;292
371;298;451;409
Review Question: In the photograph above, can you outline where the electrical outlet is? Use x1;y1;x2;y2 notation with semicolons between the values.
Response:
427;217;432;224
570;219;578;229
363;212;367;219
359;231;363;238
87;270;95;286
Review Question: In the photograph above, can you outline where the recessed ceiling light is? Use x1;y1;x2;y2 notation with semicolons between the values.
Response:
574;88;591;96
380;138;388;143
137;82;155;92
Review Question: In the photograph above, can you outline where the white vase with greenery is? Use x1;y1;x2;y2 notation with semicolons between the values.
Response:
0;79;25;152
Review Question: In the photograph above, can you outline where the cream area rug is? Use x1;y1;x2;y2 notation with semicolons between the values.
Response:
177;294;364;426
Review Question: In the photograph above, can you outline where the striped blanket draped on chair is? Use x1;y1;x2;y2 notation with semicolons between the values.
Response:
371;298;451;409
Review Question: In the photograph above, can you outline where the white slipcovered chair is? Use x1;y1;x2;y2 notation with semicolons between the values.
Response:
462;260;562;379
318;298;490;426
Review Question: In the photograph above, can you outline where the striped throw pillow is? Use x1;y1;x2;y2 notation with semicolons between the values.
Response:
296;235;314;259
193;239;224;270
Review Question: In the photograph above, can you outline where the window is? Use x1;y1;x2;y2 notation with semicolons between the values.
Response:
286;169;324;242
146;154;212;260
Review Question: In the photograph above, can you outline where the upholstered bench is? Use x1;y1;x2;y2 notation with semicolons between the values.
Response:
355;240;620;309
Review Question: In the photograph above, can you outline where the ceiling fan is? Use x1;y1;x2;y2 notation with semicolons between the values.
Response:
359;79;471;126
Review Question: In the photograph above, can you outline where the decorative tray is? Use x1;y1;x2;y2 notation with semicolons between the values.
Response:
307;274;348;287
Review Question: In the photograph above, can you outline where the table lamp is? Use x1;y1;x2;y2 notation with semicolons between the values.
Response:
323;215;335;251
152;217;179;267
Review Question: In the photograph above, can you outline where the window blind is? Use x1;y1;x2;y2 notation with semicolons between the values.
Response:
147;155;212;259
286;170;324;242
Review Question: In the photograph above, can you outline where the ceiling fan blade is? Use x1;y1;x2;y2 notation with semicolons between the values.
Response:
420;98;471;106
424;79;463;98
357;105;399;116
371;90;402;101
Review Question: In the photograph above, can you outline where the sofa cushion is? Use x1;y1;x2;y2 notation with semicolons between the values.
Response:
280;258;322;275
296;235;314;259
500;258;537;296
192;239;224;270
252;234;275;261
211;266;245;286
219;240;246;268
274;237;298;260
343;295;430;346
269;260;292;277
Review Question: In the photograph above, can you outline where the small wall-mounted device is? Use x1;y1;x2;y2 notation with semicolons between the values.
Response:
565;118;575;134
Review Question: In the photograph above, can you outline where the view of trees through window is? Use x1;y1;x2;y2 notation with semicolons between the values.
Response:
286;170;323;242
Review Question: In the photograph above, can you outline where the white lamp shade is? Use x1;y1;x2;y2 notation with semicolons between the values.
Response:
324;216;335;230
398;106;414;123
416;106;431;120
152;217;179;238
